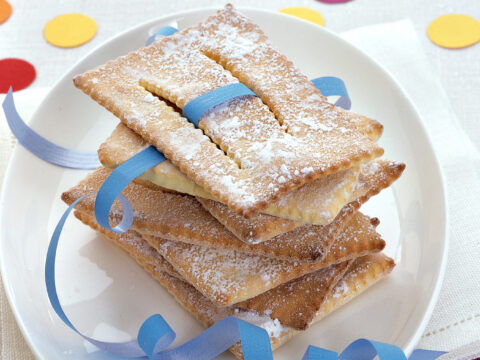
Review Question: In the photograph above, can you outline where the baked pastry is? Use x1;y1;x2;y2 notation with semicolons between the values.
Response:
74;4;383;218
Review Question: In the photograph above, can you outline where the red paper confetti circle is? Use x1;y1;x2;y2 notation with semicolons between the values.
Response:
0;58;36;93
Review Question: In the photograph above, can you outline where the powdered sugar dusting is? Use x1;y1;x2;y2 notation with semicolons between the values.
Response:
74;3;382;215
234;310;288;339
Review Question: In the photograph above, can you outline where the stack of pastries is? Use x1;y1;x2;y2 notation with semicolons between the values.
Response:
62;4;405;358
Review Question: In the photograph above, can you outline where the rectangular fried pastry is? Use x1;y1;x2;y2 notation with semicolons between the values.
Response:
98;123;349;225
231;253;395;358
71;200;386;307
74;4;383;218
198;159;405;241
62;167;386;262
236;260;352;330
151;253;394;359
98;123;402;225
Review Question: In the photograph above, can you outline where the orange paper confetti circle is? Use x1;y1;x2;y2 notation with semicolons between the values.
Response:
44;13;97;48
427;14;480;49
0;0;12;24
279;7;325;27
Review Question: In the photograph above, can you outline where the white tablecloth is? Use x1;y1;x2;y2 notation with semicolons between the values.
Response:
1;1;480;359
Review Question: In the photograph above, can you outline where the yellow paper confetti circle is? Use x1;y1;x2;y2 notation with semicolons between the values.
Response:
44;13;97;48
279;7;325;27
427;14;480;49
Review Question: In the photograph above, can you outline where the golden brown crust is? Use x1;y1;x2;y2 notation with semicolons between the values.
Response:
66;174;386;306
198;159;404;242
197;197;299;243
75;4;383;218
85;236;393;359
140;234;338;306
313;253;396;322
97;123;403;225
230;253;396;359
338;109;384;142
237;261;352;330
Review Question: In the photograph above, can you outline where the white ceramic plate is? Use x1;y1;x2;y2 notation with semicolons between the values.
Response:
0;7;447;360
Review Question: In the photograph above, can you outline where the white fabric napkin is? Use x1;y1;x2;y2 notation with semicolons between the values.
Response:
1;19;480;358
341;20;480;352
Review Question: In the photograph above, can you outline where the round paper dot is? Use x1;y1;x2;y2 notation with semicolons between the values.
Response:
0;0;12;24
427;14;480;49
316;0;352;3
0;58;36;93
279;7;324;27
44;13;97;48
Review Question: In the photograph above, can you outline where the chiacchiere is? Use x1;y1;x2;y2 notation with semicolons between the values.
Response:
65;3;404;358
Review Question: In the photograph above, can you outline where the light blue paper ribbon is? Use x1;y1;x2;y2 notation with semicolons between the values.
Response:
183;83;257;126
311;76;351;110
2;88;100;169
145;26;180;46
94;145;164;234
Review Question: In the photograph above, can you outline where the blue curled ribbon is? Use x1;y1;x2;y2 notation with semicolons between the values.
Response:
183;83;257;126
311;76;351;110
145;26;180;46
46;195;274;358
1;88;100;169
94;146;164;233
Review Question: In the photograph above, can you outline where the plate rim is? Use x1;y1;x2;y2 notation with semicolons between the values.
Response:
0;6;449;359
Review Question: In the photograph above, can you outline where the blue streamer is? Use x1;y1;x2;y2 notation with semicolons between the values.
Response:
409;349;447;360
1;88;100;169
299;340;446;360
339;338;407;360
145;26;179;46
182;83;257;126
94;145;165;234
311;76;351;110
302;345;337;360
